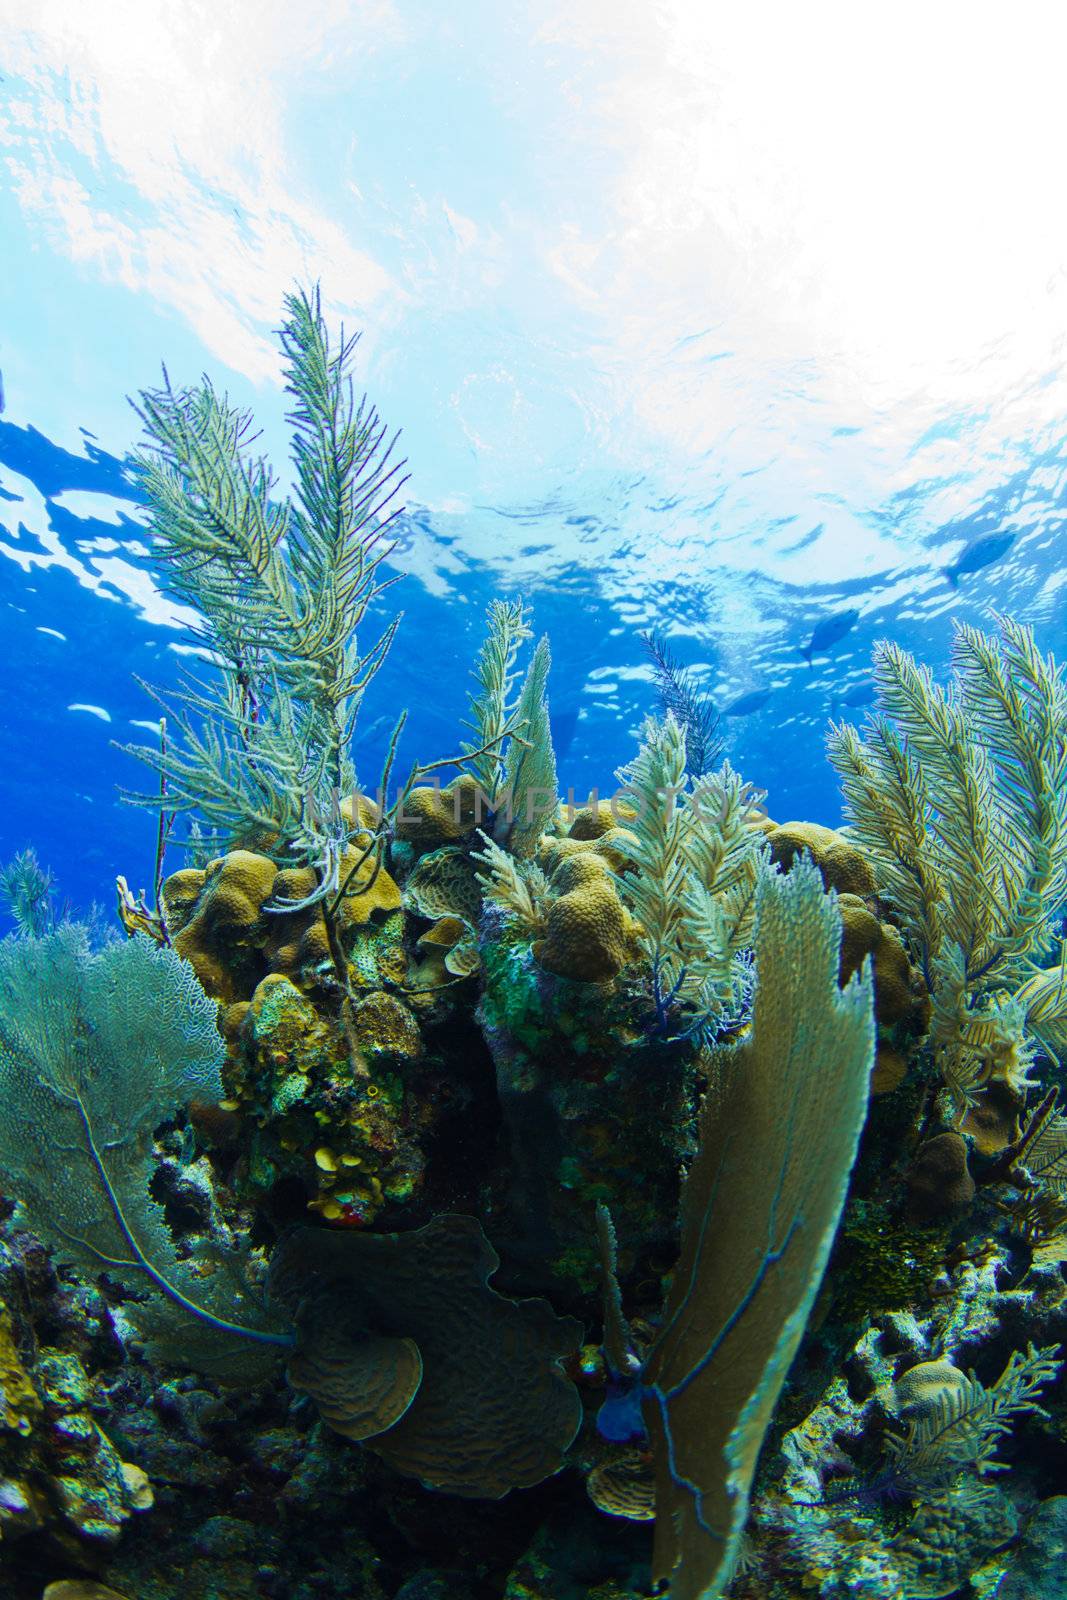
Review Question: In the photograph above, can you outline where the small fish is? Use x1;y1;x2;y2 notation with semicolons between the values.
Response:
550;704;581;762
352;714;393;749
801;608;860;669
942;530;1014;588
830;680;877;718
724;688;772;717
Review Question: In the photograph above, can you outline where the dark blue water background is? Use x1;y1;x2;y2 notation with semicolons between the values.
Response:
1;408;1064;921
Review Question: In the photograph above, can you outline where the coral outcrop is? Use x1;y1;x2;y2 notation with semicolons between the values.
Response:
6;388;1067;1600
0;1305;151;1561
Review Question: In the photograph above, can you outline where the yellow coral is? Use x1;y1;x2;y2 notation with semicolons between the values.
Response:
535;874;634;983
566;802;630;841
551;852;613;894
166;850;277;1003
157;867;206;935
395;775;483;850
334;840;403;929
417;915;468;951
262;847;402;992
837;893;929;1031
767;820;876;898
538;831;629;877
340;792;384;834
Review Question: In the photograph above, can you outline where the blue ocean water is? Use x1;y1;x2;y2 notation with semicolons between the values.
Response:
1;394;1064;920
3;2;1067;920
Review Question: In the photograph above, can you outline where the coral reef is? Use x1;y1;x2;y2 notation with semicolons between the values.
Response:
828;617;1067;1118
0;1302;151;1563
4;291;1067;1600
6;594;1067;1600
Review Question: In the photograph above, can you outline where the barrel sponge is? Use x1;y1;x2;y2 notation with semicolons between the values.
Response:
166;850;277;1003
837;893;930;1031
767;820;876;898
395;775;483;850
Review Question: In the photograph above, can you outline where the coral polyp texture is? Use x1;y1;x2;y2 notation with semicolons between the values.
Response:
3;296;1067;1599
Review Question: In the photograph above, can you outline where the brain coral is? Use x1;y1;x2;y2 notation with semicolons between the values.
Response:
395;776;483;851
767;820;877;898
533;852;635;983
165;850;277;1003
586;1451;656;1521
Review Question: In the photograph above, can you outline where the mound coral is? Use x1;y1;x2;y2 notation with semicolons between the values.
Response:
534;852;635;984
395;777;484;852
165;843;406;1004
837;892;929;1032
766;819;876;898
